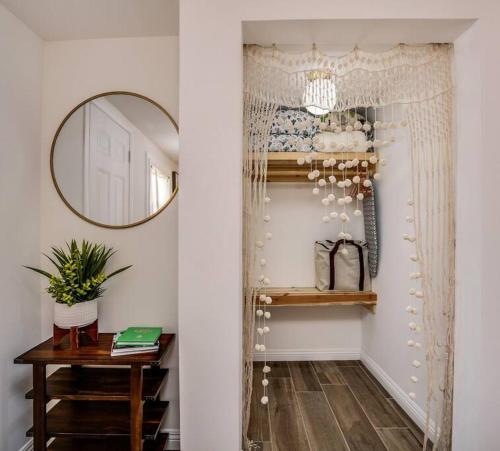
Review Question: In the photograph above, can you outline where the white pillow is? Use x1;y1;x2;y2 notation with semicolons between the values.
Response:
318;131;367;152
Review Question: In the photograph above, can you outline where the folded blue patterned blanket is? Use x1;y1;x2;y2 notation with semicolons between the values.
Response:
268;109;317;152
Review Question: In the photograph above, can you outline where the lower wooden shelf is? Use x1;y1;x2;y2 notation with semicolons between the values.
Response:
266;287;377;311
47;433;170;451
27;400;169;440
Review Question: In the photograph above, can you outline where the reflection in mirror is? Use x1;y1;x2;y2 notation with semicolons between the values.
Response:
52;93;178;228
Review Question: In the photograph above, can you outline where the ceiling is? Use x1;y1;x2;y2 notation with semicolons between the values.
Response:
0;0;178;40
243;19;475;49
108;94;179;162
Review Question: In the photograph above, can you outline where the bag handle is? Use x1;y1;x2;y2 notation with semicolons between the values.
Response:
329;240;365;291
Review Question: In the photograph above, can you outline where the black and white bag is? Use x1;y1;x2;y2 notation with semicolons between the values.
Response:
315;240;371;292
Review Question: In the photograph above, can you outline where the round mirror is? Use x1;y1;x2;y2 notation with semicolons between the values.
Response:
51;92;178;228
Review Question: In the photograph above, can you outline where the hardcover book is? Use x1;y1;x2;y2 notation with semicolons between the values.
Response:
115;327;162;346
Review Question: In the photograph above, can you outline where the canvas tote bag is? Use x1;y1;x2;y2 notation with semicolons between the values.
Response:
315;240;371;291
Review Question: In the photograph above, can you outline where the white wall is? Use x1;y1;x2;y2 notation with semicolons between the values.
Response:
0;5;43;450
453;22;482;450
361;113;429;415
263;182;364;356
179;4;243;450
180;2;500;450
41;36;180;432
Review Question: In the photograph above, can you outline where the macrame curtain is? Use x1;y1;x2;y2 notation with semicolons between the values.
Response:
243;44;455;450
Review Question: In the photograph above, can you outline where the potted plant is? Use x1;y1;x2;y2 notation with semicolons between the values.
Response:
25;240;131;329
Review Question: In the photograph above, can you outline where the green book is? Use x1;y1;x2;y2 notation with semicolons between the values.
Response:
116;327;162;346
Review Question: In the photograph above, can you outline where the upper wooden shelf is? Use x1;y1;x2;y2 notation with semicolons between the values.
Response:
25;367;169;401
265;152;377;183
265;287;377;311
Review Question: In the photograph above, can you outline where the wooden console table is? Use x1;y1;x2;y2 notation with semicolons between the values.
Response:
14;333;175;451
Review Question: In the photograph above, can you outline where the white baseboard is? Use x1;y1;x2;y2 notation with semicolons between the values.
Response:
253;347;360;361
161;427;180;442
19;439;33;451
360;351;436;439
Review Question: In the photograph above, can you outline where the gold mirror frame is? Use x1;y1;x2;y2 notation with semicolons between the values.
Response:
50;91;179;229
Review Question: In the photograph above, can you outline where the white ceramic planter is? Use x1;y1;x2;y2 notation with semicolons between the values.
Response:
54;300;98;329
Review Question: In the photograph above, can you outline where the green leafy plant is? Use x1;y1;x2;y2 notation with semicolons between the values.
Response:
25;240;132;306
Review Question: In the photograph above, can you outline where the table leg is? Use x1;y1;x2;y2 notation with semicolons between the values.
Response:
130;364;143;451
32;364;46;451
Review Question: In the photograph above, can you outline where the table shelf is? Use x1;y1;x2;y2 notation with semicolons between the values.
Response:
14;333;175;451
26;400;168;440
25;367;169;401
47;434;170;451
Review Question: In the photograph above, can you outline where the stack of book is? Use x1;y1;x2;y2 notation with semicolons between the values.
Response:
111;327;162;356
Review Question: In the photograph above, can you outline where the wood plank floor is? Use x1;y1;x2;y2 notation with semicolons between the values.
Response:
250;360;431;451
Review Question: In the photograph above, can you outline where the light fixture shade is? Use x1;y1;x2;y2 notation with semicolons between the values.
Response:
303;71;336;115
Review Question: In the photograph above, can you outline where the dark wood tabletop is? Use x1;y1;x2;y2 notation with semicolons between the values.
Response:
14;333;175;366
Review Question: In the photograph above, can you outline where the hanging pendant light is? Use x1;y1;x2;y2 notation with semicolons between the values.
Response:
303;70;336;116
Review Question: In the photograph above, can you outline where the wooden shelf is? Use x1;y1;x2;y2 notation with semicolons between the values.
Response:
47;433;170;451
15;333;175;451
27;400;169;440
266;287;377;311
265;152;377;182
25;367;169;401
